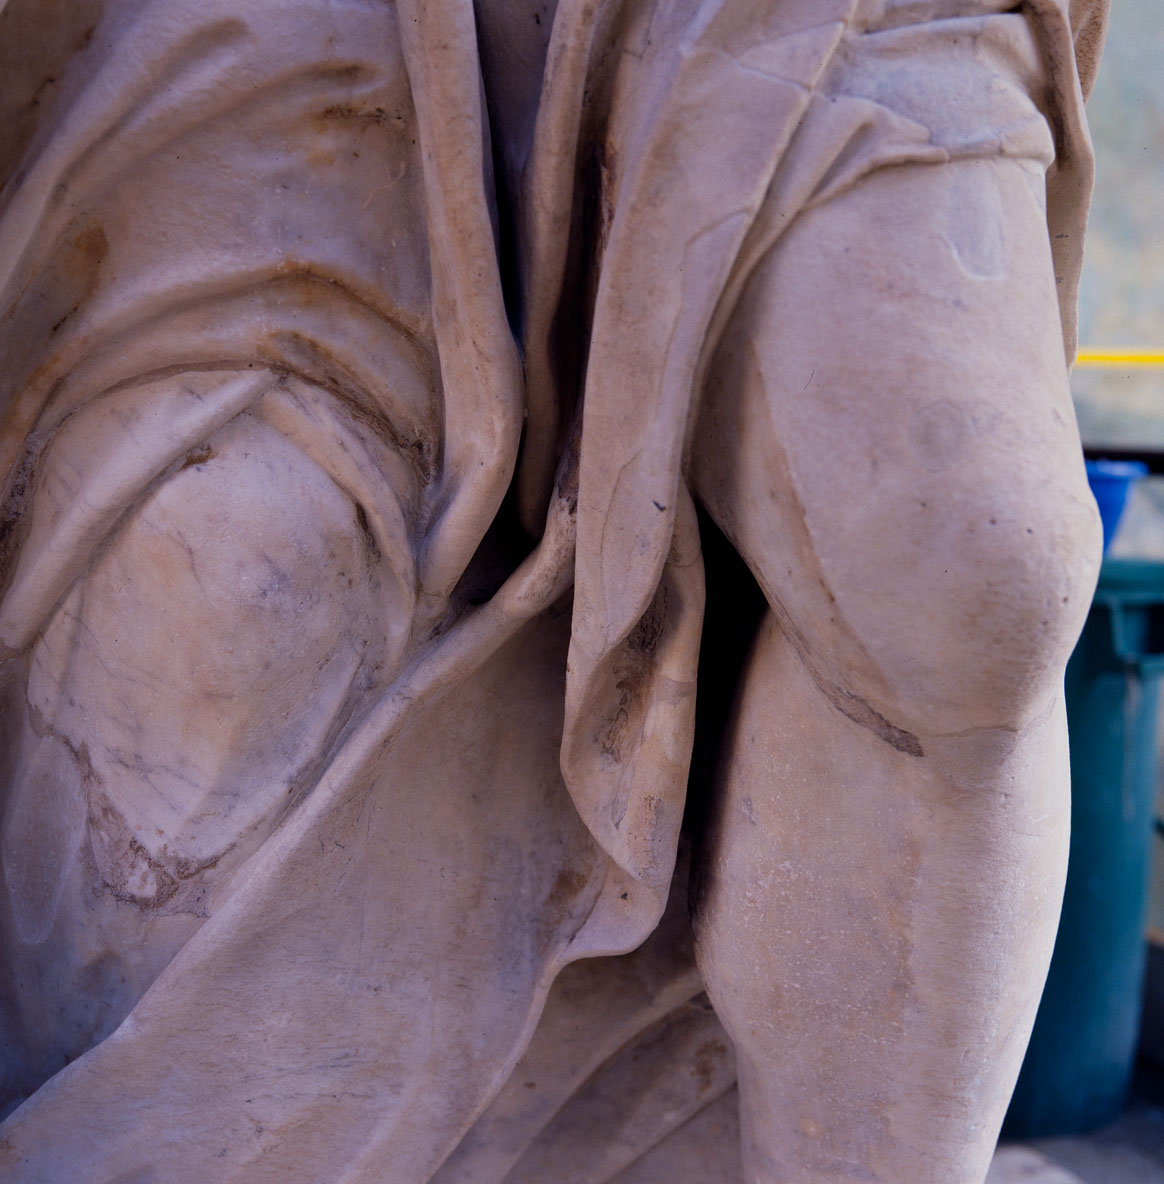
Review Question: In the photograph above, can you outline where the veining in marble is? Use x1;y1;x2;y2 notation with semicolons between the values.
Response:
0;0;1110;1179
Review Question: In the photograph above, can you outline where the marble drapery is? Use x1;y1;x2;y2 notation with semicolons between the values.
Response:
0;0;1107;1178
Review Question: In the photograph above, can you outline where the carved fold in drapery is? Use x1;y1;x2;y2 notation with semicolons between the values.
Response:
0;0;1107;1178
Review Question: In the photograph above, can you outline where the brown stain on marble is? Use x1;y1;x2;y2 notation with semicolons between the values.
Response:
314;103;393;129
0;442;37;595
308;102;401;168
179;445;216;470
254;266;439;489
86;787;225;915
690;1036;729;1095
352;501;381;562
0;214;108;531
47;222;109;338
69;222;108;281
547;866;589;912
597;588;667;764
826;685;924;758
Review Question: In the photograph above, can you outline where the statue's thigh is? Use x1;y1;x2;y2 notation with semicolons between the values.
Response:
690;156;1100;738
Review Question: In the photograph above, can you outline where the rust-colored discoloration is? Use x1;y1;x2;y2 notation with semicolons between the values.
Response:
597;582;671;761
266;262;426;352
71;739;96;784
86;790;221;913
626;587;667;655
308;103;404;168
827;684;925;758
179;444;216;470
0;0;100;190
598;675;636;763
55;223;109;337
546;866;589;912
72;222;109;266
577;132;619;283
0;439;38;594
0;370;62;505
87;792;180;910
690;1035;729;1094
315;103;395;128
267;363;433;489
253;265;439;489
353;501;381;562
0;215;108;515
596;135;617;261
316;63;369;86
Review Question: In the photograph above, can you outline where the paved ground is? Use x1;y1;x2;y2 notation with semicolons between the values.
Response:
987;1068;1164;1184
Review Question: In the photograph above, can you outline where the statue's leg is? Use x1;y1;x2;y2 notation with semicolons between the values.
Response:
688;155;1102;1182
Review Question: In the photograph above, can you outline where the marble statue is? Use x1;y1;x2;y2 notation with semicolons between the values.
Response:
0;0;1110;1179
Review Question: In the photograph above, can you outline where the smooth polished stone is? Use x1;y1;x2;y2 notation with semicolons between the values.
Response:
0;0;1109;1179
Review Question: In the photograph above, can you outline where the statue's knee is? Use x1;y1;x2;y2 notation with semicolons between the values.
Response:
826;476;1102;737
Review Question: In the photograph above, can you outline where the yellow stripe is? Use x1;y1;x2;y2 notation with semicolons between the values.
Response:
1075;348;1164;368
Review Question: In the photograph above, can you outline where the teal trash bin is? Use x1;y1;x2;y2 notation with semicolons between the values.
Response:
1004;558;1164;1137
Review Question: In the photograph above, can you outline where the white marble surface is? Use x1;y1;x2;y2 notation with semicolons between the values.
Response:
0;0;1112;1179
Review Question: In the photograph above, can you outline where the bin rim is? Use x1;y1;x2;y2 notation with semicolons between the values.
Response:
1085;558;1164;676
1094;557;1164;606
